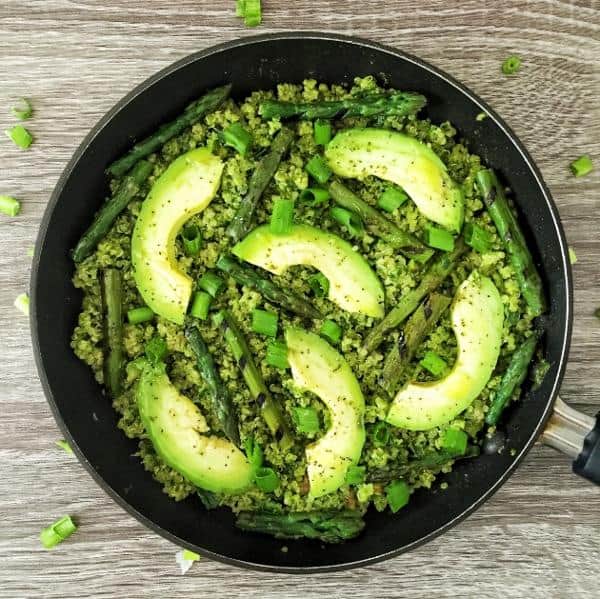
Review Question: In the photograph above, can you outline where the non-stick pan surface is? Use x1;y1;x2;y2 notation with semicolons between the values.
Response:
31;33;572;572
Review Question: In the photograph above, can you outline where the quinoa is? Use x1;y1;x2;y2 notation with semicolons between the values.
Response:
71;76;535;515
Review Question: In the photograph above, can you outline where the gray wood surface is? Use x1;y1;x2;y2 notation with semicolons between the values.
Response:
1;1;599;597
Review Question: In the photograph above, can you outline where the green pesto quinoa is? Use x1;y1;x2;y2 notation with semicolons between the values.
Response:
71;76;538;530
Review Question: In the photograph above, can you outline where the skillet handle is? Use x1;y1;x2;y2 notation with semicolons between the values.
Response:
541;396;600;485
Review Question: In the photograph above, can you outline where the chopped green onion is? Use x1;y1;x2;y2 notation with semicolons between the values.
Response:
55;439;73;454
386;480;410;513
11;97;33;120
0;195;21;216
377;187;408;212
475;111;488;122
420;351;447;377
40;515;77;549
189;291;212;320
412;249;435;264
5;125;33;149
265;340;289;369
198;272;223;297
320;319;342;344
176;548;200;574
292;406;320;434
464;222;492;253
441;427;468;455
127;306;154;324
252;309;278;337
181;224;203;255
356;483;374;503
270;198;294;235
182;549;200;562
299;187;330;206
424;226;455;252
243;436;264;470
27;246;34;257
307;272;330;297
373;421;390;446
14;292;29;315
568;247;577;265
305;155;332;184
570;154;593;177
330;206;364;237
314;119;332;145
254;466;279;492
222;122;253;155
345;465;366;485
145;336;168;364
243;0;261;26
235;0;246;17
501;55;522;75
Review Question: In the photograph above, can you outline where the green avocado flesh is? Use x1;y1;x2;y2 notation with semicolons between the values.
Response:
233;224;385;318
131;148;224;324
325;128;464;232
386;272;504;430
285;328;365;498
137;361;253;494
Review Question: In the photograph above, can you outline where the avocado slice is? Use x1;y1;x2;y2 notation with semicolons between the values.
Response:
233;224;385;318
131;148;224;324
386;271;503;430
137;361;253;494
325;128;464;232
285;328;366;498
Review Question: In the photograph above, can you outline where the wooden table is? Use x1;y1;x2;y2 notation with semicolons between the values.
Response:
1;1;599;597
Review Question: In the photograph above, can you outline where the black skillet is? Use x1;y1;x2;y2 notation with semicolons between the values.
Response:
30;32;600;572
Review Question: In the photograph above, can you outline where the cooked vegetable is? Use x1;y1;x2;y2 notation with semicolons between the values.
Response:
305;155;332;184
299;187;330;206
254;467;280;492
464;222;492;253
101;269;123;398
145;336;168;364
197;272;223;297
127;306;154;324
386;480;410;512
10;97;33;120
189;292;212;319
307;272;329;297
345;465;366;485
5;124;33;149
314;119;332;145
441;427;468;455
40;516;77;549
251;309;278;337
265;340;289;369
420;351;448;376
320;319;342;344
181;224;203;256
222;122;252;155
270;197;294;235
0;194;21;217
292;407;320;434
501;55;522;75
373;422;390;446
242;0;261;26
424;226;454;252
330;206;364;237
377;186;408;213
569;154;593;177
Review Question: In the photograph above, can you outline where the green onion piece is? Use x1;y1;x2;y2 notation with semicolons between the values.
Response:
356;483;374;503
5;125;33;149
319;319;342;344
235;0;246;17
420;351;447;377
476;111;488;122
386;480;410;513
345;465;366;485
0;195;21;216
11;97;33;120
198;272;223;297
330;206;364;237
189;291;212;320
441;427;468;455
568;247;577;265
377;187;408;213
254;466;279;492
243;436;264;470
270;198;294;235
299;187;330;206
27;246;34;258
243;0;261;26
373;421;390;447
145;336;168;364
252;309;278;337
222;122;253;155
305;155;332;184
14;292;29;315
424;226;455;252
265;340;289;369
182;549;200;562
464;222;492;253
314;119;332;145
55;439;73;454
570;154;593;178
181;224;203;256
307;272;330;297
40;515;77;549
292;406;320;434
127;306;154;324
501;55;522;75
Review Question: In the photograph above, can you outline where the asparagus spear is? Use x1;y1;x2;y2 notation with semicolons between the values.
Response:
486;331;541;426
328;180;430;258
226;127;294;242
106;85;232;177
475;169;546;316
72;160;153;262
213;310;293;447
235;510;365;543
185;325;240;446
364;238;468;352
216;255;321;319
259;91;426;120
101;269;123;397
381;293;451;394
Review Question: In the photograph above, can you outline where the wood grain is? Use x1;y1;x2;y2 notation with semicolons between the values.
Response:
1;1;599;597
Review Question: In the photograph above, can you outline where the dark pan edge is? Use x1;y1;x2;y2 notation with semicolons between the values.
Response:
30;31;573;573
